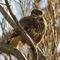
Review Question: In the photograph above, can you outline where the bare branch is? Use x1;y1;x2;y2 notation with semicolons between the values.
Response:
5;0;18;23
33;0;40;9
0;43;26;60
0;5;16;28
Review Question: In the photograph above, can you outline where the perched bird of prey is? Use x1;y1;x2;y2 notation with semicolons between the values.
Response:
12;9;47;44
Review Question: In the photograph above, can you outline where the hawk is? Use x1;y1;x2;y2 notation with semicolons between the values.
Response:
12;9;47;44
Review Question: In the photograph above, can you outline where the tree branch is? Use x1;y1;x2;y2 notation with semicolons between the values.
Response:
5;0;18;23
0;5;16;28
0;43;26;60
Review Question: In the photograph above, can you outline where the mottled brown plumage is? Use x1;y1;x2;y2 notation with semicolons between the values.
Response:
20;16;45;44
12;9;46;44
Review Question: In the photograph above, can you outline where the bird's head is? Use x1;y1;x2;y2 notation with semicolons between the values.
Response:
31;9;42;16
